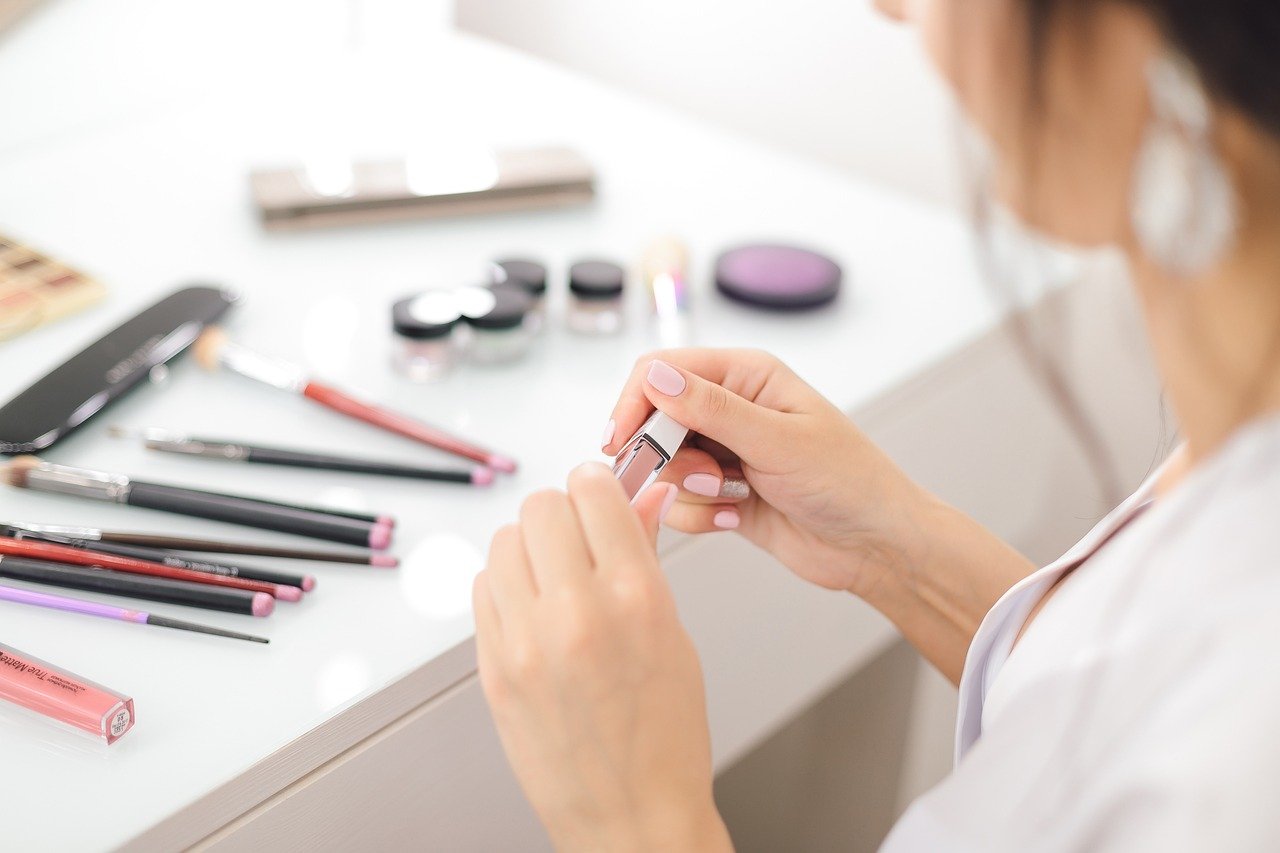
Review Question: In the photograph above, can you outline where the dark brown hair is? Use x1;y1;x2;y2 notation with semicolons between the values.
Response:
1025;1;1280;137
987;2;1280;507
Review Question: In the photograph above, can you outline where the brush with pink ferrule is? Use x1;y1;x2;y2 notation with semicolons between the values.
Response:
193;328;518;473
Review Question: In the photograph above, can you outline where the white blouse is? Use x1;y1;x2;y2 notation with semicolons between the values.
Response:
882;413;1280;851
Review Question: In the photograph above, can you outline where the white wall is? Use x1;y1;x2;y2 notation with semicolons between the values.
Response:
456;0;964;208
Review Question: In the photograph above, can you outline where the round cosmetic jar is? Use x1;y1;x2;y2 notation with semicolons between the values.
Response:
713;243;842;310
567;259;625;334
492;259;547;306
391;291;462;382
458;283;536;364
491;258;548;331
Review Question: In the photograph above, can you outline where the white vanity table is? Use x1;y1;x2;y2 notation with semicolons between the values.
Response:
0;2;1138;849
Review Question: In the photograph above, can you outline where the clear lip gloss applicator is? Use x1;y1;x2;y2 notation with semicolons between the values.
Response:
642;237;692;348
612;412;689;501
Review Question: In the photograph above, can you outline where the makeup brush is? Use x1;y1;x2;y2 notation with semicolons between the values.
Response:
193;327;517;472
0;556;274;616
0;523;399;567
188;487;393;527
109;427;493;485
0;583;268;643
1;456;392;549
1;527;315;590
0;536;302;600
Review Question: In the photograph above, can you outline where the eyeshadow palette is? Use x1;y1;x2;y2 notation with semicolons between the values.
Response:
250;145;596;230
0;234;107;342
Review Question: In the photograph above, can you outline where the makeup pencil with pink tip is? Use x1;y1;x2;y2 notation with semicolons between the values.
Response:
194;328;517;473
0;585;269;643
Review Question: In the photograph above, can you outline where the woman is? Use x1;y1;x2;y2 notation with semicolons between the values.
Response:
472;0;1280;848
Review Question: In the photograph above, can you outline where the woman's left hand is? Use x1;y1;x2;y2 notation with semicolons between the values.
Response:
473;462;732;852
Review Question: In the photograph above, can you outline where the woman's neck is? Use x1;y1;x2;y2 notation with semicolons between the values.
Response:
1130;224;1280;469
1131;111;1280;468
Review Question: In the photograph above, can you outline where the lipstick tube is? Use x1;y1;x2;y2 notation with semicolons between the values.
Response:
612;411;689;501
0;642;135;744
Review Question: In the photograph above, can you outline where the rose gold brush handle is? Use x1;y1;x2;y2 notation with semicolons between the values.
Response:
301;381;518;473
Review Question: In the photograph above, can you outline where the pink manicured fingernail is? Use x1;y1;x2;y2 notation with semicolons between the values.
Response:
646;360;686;396
601;418;616;449
683;473;720;497
714;510;740;530
658;484;679;522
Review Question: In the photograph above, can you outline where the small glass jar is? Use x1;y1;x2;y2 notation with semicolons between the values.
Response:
491;258;548;332
567;259;625;335
458;283;536;364
391;291;462;382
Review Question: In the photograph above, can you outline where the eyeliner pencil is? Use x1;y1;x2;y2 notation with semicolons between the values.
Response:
2;456;392;549
0;556;274;616
0;583;268;643
0;524;398;567
112;427;491;486
0;536;300;600
1;528;314;590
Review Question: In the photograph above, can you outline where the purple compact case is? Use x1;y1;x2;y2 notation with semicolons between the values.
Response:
713;244;842;310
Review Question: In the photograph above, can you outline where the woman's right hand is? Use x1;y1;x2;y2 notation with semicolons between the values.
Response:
603;349;929;596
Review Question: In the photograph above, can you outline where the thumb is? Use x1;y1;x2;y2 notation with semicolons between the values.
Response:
643;359;779;467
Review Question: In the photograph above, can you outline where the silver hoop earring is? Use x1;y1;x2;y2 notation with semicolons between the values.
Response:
1130;54;1237;277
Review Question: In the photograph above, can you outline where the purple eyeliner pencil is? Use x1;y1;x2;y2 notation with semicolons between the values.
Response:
0;583;269;643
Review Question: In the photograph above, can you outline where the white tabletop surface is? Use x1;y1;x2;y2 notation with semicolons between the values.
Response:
0;1;1003;849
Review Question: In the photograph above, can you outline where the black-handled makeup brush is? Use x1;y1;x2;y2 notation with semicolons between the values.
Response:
109;427;490;485
0;523;399;567
1;456;393;549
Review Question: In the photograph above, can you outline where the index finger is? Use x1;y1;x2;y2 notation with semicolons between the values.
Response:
565;462;653;573
601;348;779;455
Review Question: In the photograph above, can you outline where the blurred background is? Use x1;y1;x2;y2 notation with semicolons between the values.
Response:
458;0;964;209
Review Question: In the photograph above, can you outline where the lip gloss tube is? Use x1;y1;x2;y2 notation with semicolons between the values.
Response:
0;642;135;744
